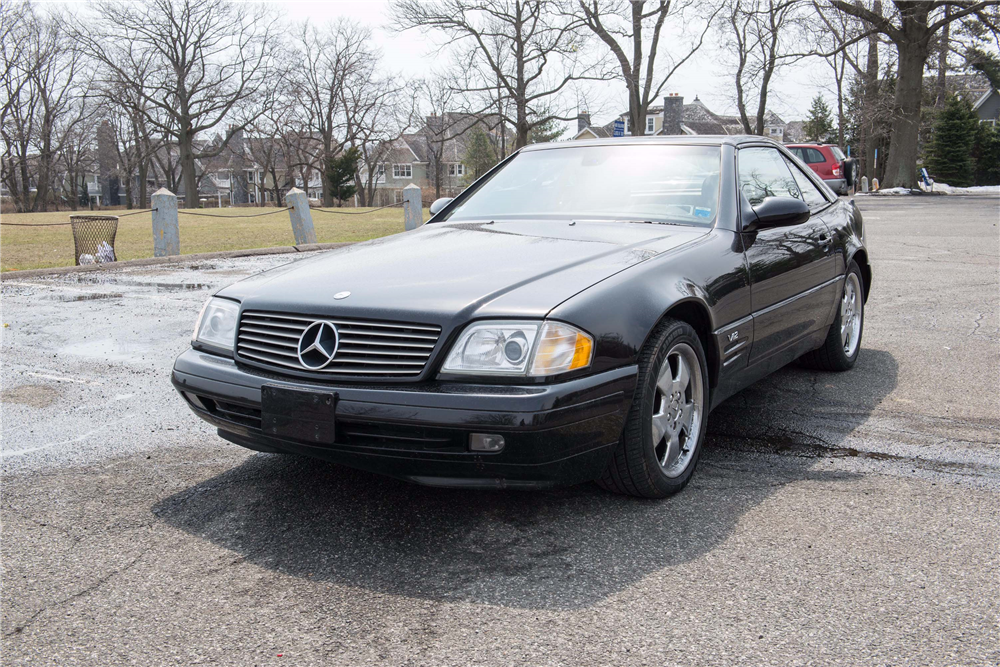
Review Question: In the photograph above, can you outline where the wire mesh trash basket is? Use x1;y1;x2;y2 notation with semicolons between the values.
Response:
70;215;118;266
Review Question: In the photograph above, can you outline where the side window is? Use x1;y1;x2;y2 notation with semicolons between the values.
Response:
783;156;828;209
737;147;801;206
805;148;826;164
789;147;806;162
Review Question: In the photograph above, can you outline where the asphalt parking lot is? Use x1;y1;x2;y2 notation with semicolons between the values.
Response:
2;194;998;666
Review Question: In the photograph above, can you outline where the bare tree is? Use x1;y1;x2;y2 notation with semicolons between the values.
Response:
394;0;604;149
59;108;101;210
79;0;278;207
1;2;38;212
829;0;1000;188
812;0;892;178
242;101;299;207
344;74;415;206
719;0;812;135
93;52;164;208
416;79;455;200
1;5;91;212
293;19;374;207
578;0;718;136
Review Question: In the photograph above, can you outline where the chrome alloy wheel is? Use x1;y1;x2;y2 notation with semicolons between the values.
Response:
651;342;704;478
841;272;863;357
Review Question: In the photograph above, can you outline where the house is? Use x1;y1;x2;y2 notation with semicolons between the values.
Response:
373;112;507;202
973;88;1000;127
573;95;794;141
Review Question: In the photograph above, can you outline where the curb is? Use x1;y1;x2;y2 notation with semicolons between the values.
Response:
1;242;354;281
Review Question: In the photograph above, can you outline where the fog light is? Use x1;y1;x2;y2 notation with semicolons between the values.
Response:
469;433;505;452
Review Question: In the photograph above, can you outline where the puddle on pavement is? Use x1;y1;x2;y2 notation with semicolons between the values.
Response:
66;275;213;292
0;384;61;408
138;282;213;291
52;292;125;302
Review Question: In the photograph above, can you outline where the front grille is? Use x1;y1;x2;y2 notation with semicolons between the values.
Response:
236;310;441;378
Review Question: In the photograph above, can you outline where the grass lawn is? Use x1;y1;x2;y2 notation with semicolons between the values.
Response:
0;206;427;272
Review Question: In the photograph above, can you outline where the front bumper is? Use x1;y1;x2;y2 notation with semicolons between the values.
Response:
171;349;637;489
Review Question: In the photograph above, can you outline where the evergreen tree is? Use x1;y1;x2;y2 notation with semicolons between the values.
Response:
528;117;566;143
463;127;498;181
926;95;978;187
972;121;1000;186
803;95;834;143
325;147;360;205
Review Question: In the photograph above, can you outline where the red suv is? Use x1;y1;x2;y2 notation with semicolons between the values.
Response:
786;144;849;194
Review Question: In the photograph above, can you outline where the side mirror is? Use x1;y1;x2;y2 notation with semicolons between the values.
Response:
748;196;810;230
429;197;453;215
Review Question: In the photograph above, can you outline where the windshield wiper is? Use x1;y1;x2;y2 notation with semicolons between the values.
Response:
619;219;694;227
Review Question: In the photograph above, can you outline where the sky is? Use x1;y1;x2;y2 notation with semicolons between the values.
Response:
280;0;838;130
38;0;839;131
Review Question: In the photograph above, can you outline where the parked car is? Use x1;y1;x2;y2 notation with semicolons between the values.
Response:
173;136;871;499
786;143;853;194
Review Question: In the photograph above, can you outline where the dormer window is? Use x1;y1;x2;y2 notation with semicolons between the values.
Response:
646;117;656;134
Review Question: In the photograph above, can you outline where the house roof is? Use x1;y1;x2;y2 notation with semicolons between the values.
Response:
528;135;785;151
578;96;785;138
972;88;998;111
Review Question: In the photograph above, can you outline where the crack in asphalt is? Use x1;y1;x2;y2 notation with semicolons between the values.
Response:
710;430;1000;478
4;545;154;639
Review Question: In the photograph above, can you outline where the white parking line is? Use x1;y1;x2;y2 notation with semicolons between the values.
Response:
24;371;103;386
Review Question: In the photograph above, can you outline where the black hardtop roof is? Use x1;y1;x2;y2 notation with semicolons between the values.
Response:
521;135;782;152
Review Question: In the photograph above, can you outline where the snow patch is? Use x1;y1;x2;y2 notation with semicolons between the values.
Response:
856;184;999;196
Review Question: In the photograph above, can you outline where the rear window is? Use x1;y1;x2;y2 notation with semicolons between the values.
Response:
789;147;827;164
830;146;846;161
804;148;826;164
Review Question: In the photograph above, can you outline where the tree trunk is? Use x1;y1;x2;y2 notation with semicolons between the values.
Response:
355;172;366;206
883;40;928;188
934;7;949;107
179;127;198;208
862;0;880;181
322;133;334;207
138;161;148;208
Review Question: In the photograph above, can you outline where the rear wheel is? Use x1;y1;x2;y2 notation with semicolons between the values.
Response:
597;318;709;498
800;261;865;371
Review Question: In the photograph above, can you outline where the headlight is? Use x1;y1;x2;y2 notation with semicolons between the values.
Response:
441;320;593;377
193;297;239;351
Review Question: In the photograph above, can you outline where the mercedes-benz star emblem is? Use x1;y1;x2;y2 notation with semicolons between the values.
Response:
297;321;340;370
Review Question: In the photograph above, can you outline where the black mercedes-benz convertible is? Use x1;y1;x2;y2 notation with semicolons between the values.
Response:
172;136;870;498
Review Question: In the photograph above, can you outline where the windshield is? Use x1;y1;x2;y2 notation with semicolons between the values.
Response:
442;145;721;226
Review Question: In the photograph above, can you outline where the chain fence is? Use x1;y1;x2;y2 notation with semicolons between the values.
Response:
310;202;405;215
0;208;154;226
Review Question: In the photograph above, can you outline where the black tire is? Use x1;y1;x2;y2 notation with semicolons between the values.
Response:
799;261;865;372
597;318;710;499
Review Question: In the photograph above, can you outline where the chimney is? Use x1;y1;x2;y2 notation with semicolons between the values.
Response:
662;94;684;135
577;110;591;133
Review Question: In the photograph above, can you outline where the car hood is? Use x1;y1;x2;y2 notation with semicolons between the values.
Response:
219;220;708;326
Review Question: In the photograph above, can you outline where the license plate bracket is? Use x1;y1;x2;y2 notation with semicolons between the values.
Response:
260;385;337;445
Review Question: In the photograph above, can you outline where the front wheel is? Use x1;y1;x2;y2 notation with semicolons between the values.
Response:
597;318;710;498
800;261;865;371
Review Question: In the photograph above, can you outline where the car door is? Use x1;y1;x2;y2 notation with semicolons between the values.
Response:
737;146;837;368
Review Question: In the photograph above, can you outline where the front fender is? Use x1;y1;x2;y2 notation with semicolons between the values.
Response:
546;229;751;388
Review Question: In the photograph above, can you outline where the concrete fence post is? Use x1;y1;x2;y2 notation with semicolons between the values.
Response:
860;176;869;193
403;183;422;231
286;187;317;245
151;188;180;257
